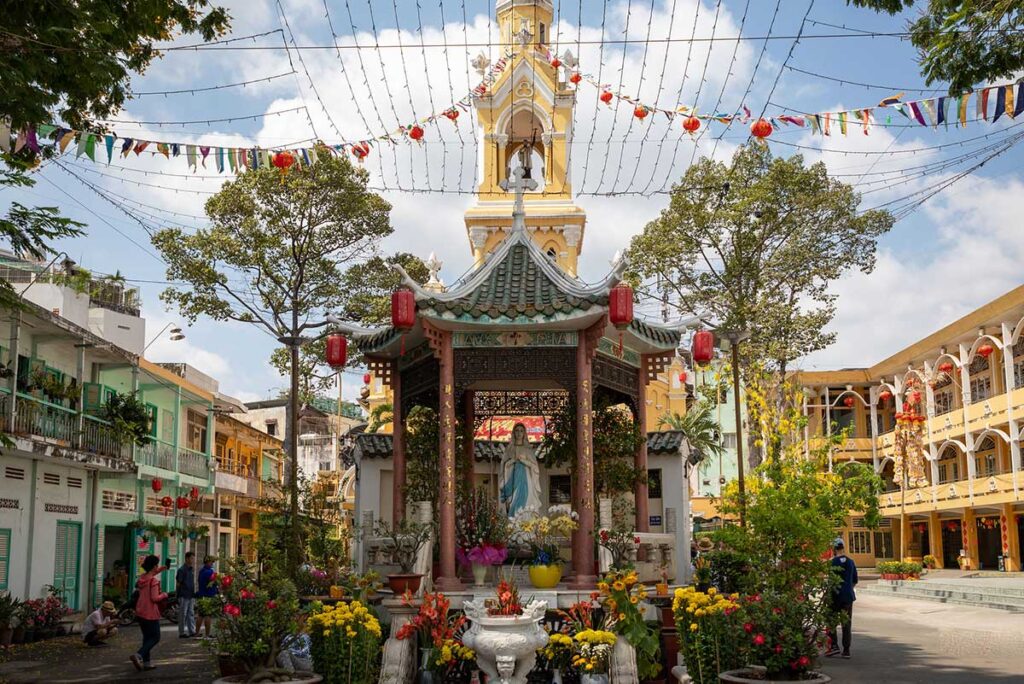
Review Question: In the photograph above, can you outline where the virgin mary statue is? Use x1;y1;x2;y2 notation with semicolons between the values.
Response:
499;423;542;518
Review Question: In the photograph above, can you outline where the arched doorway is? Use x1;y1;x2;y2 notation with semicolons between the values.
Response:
976;514;1001;569
940;519;962;569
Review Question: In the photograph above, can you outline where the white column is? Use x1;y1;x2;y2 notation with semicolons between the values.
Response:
868;386;879;472
959;344;977;501
1001;323;1021;496
824;387;832;473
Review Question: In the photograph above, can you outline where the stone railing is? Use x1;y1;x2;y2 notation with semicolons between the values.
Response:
361;502;434;591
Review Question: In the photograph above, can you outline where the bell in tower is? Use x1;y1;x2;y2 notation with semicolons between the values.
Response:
464;0;587;276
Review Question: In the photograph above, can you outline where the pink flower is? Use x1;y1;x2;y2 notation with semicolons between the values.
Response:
266;600;277;610
798;655;810;668
774;645;783;654
743;622;754;633
239;589;255;600
220;575;234;589
753;633;766;646
634;536;641;544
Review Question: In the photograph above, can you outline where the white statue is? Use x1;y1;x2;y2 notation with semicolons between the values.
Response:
499;423;542;518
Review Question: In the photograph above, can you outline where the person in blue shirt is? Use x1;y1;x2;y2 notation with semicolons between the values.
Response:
826;537;858;659
196;556;219;639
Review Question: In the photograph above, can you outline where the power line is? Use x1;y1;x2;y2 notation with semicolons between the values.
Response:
98;105;309;127
130;71;297;97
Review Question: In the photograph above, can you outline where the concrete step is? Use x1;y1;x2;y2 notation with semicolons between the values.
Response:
888;579;1024;598
860;583;1024;612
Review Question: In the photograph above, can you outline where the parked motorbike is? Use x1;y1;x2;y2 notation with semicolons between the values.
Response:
117;590;179;626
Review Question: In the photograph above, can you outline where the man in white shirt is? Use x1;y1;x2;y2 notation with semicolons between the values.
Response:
82;601;119;646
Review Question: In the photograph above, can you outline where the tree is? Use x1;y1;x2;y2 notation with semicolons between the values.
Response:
658;402;724;461
849;1;1024;94
627;144;894;378
267;252;427;400
1;1;229;311
152;152;392;573
366;403;394;434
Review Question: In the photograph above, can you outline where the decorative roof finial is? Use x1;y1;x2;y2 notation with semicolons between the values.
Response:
514;18;533;48
424;252;445;292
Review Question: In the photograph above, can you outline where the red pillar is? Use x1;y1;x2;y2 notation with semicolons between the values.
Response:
391;360;405;525
571;326;598;588
635;358;650;534
436;330;462;591
463;390;477;491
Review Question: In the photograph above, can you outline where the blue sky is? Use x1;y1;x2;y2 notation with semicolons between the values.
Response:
9;0;1024;402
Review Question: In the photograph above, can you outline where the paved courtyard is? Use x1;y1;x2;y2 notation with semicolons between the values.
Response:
0;622;216;683
821;592;1024;683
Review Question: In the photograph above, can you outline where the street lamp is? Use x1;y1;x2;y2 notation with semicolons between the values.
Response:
143;322;186;353
717;329;751;529
17;251;76;299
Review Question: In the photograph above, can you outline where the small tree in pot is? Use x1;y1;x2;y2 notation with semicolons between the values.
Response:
375;519;431;594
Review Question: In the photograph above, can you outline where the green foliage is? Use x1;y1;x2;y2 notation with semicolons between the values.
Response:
0;591;23;628
402;406;470;512
877;560;923;576
337;252;430;326
850;0;1024;94
673;587;743;684
601;570;661;679
366;403;393;434
658;402;724;461
100;390;153;446
922;554;938;569
373;518;431;574
627;145;893;374
542;398;645;498
702;549;755;596
2;1;229;129
257;475;346;577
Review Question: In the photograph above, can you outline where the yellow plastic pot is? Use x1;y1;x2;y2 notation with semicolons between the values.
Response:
528;563;562;589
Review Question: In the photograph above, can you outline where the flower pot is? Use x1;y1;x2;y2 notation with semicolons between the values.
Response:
719;668;831;683
214;676;323;684
472;562;489;587
415;648;434;684
581;675;609;684
387;573;424;595
0;626;12;648
655;582;669;596
528;563;562;589
217;655;249;678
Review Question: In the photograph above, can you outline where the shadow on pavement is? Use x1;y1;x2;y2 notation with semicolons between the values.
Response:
821;630;1022;683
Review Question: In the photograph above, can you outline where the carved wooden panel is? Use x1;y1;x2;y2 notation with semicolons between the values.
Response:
642;351;674;386
399;357;440;418
365;356;394;388
594;354;640;405
453;347;577;397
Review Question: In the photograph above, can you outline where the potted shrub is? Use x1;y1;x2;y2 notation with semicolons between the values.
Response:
598;570;662;683
307;600;384;684
515;505;578;589
673;586;743;684
0;592;21;647
456;488;510;587
375;519;431;595
922;554;937;570
209;560;321;684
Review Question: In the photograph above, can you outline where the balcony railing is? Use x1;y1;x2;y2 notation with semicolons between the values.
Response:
137;439;176;471
180;447;212;479
0;395;132;463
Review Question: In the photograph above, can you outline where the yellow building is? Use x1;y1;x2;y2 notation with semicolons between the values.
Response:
799;285;1024;572
213;414;284;561
365;0;689;434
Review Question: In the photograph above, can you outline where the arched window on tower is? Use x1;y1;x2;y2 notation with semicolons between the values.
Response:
505;109;546;192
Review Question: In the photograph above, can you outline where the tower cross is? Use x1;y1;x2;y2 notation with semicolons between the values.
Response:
500;149;538;234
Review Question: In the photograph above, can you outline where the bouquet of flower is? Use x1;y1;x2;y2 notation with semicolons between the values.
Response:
599;570;661;679
456;488;510;567
572;628;617;675
537;631;574;671
486;578;523;617
308;600;383;684
515;505;578;566
396;593;475;678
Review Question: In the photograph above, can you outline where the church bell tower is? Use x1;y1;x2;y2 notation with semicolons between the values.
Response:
464;0;587;276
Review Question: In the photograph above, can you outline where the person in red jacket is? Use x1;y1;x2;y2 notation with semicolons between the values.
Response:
130;555;168;671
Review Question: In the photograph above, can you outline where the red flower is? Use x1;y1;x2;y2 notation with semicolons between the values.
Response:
798;655;811;668
600;530;609;543
223;604;241;617
634;536;641;544
743;622;754;633
266;600;277;610
774;645;783;654
772;607;782;615
239;588;255;600
753;633;766;646
221;575;234;589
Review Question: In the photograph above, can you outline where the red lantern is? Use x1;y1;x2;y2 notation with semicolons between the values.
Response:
608;283;634;330
362;373;372;385
190;486;199;500
692;330;715;364
634;106;649;120
750;118;773;140
600;91;613;105
678;370;687;384
408;125;424;142
977;343;994;359
842;396;855;408
550;57;561;69
160;495;173;509
151;478;163;494
351;142;370;163
176;496;189;510
444;108;459;122
938;361;954;374
683;116;701;133
325;334;347;369
570;72;582;84
909;390;922;405
878;389;892;404
391;288;416;331
271;151;295;182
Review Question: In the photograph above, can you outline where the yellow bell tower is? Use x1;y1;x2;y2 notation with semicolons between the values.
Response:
464;0;587;276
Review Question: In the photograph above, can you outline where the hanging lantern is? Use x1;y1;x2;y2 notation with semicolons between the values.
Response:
392;287;416;355
271;151;295;182
176;496;189;510
444;108;459;121
678;370;687;384
362;373;372;385
878;389;893;404
570;72;582;84
683;116;701;134
977;343;994;359
351;142;370;163
750;118;773;140
190;486;199;500
692;330;715;364
600;91;614;105
160;495;173;509
633;106;649;120
325;334;348;369
909;390;922;405
408;125;425;142
842;396;855;408
938;361;954;374
608;283;634;330
151;478;163;494
550;57;561;69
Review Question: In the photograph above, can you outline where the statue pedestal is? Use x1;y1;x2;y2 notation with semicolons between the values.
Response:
377;598;418;684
